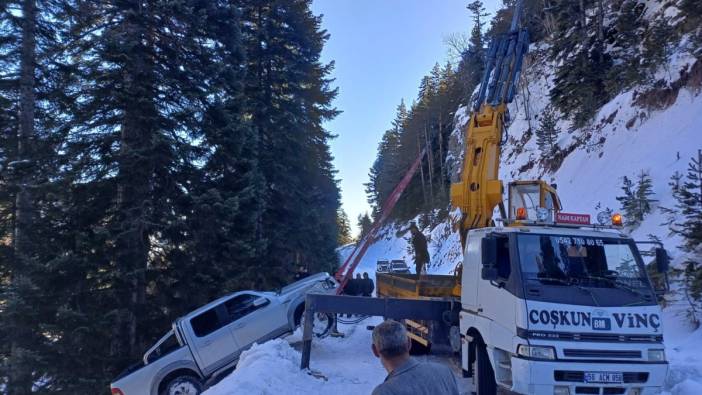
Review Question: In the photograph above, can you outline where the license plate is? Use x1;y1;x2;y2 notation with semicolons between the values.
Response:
584;371;623;384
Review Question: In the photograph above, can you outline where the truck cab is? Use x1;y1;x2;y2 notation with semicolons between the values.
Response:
460;225;668;395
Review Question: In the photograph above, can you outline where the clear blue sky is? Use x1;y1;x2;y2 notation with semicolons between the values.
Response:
311;0;500;234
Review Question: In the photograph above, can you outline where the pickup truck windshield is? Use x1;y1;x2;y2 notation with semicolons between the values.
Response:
517;234;651;291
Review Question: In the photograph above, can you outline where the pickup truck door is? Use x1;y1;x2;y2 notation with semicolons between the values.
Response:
187;303;240;375
226;293;289;349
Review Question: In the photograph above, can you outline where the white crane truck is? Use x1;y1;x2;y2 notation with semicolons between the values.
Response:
458;216;669;395
302;1;672;394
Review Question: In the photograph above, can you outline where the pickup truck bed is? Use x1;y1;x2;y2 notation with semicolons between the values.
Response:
376;272;460;299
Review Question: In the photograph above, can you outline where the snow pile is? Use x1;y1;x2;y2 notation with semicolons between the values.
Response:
204;319;387;395
204;339;322;395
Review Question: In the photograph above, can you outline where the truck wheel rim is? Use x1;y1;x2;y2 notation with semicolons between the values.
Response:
170;381;198;395
301;312;331;337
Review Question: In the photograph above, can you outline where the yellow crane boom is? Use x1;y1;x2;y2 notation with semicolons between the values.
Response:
450;0;561;247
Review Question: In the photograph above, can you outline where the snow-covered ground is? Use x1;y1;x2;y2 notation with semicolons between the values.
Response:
202;295;702;395
204;317;470;395
662;306;702;394
203;321;382;395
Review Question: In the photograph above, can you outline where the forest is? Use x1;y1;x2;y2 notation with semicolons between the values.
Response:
0;0;340;393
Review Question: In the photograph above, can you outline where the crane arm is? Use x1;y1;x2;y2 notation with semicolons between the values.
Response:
450;0;560;247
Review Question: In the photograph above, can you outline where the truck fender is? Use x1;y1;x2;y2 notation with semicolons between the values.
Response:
151;360;203;395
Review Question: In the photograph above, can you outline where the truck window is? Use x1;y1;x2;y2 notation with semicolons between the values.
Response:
191;308;223;337
496;236;511;279
517;234;649;288
224;294;265;321
146;332;181;363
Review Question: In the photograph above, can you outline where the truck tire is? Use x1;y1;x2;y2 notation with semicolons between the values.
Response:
475;343;497;395
300;310;334;338
161;375;203;395
409;338;432;355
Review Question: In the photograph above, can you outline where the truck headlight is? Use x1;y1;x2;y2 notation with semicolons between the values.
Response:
647;349;666;362
517;344;556;360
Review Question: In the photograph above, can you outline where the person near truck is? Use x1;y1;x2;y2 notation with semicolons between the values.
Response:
362;272;374;296
396;222;429;278
370;320;459;395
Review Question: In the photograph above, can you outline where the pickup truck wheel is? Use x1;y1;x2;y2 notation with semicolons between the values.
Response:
474;343;497;395
162;375;203;395
300;311;334;338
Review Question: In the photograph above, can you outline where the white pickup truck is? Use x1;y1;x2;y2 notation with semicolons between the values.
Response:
110;273;337;395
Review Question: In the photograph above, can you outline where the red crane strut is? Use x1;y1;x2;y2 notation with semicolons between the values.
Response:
335;148;426;294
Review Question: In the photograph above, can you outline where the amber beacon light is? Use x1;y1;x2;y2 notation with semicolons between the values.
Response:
611;213;623;226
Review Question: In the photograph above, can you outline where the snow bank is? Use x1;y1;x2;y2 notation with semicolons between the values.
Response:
204;339;323;395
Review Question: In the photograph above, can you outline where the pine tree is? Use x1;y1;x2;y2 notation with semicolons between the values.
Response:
357;213;373;240
549;0;613;127
0;0;72;391
337;208;353;245
463;1;488;91
675;150;702;251
616;176;638;226
616;171;657;227
43;1;259;391
365;101;406;217
535;106;560;156
660;171;683;233
606;0;646;91
240;0;340;283
663;151;702;305
642;18;676;76
634;170;657;222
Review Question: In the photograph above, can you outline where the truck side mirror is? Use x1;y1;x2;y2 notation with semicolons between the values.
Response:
481;236;498;281
655;248;669;273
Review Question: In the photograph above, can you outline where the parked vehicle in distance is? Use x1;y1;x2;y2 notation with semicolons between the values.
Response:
389;259;411;274
110;273;337;395
376;260;390;273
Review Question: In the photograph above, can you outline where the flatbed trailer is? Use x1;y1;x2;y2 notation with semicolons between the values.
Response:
376;272;461;352
376;272;460;298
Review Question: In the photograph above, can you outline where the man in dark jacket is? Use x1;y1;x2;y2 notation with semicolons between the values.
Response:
398;222;429;279
362;272;375;296
371;320;459;395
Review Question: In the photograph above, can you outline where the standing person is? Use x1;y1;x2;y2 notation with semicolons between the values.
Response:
397;222;430;278
294;265;309;280
371;320;459;395
362;272;374;296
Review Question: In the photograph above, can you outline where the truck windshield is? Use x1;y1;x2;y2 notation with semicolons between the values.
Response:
517;234;651;291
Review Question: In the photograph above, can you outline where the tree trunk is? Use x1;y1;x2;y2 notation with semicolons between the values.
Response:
438;111;445;197
596;0;605;41
542;0;556;36
113;4;154;360
416;130;427;206
424;122;434;204
9;0;37;393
